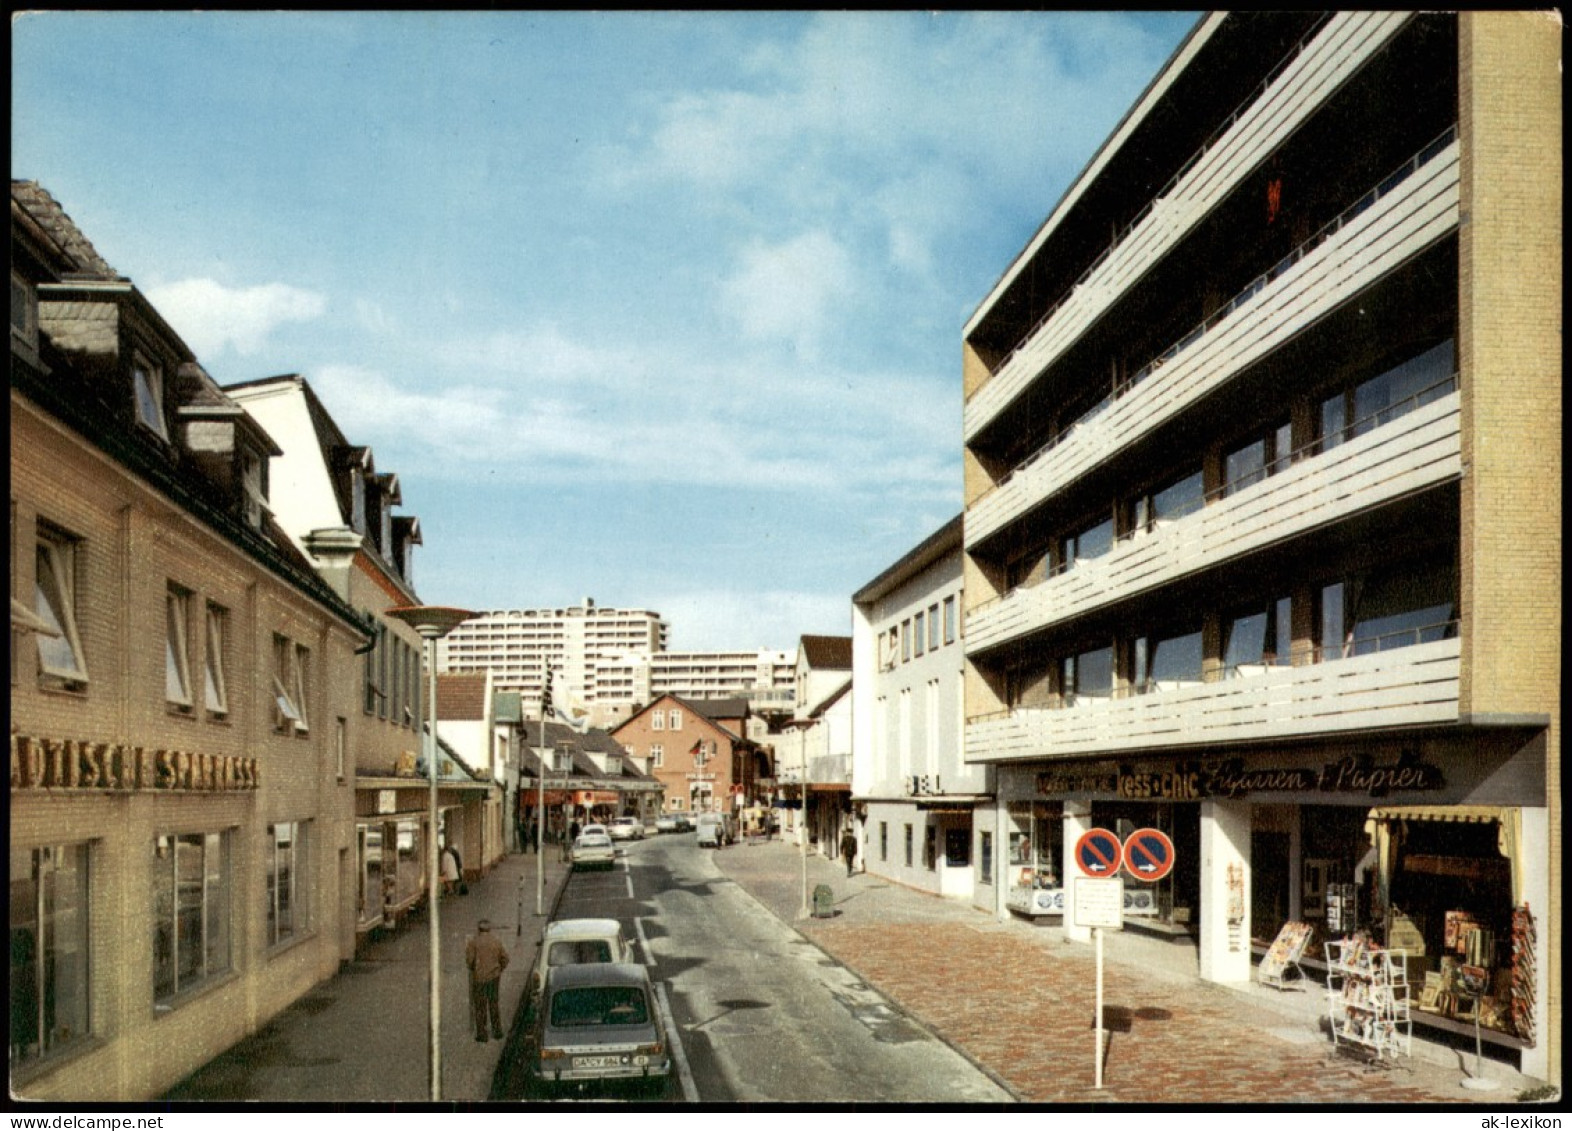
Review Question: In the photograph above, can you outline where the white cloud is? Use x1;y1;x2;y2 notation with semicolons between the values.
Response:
717;230;856;360
145;277;325;357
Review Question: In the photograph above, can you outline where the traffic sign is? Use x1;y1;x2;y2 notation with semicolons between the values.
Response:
1074;828;1124;877
1122;827;1175;882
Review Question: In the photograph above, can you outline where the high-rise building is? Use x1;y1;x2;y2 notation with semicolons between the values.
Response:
960;12;1557;1082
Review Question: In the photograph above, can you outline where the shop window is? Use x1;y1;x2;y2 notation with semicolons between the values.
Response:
9;843;91;1066
204;602;229;716
153;831;232;1005
165;583;193;709
35;523;89;689
904;824;913;868
946;827;971;868
266;821;308;948
924;825;937;871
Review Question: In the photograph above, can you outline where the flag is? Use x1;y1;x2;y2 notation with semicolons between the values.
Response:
689;740;703;759
540;667;553;718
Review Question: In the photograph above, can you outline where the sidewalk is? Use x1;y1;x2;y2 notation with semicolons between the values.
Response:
714;837;1547;1106
163;845;570;1104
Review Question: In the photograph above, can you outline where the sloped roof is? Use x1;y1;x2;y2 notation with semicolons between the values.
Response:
799;634;852;670
807;677;853;720
11;181;119;279
687;697;750;722
613;694;748;746
436;672;489;720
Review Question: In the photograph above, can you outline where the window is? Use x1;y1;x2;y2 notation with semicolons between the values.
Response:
1129;469;1205;536
293;644;310;733
204;603;229;716
901;619;912;662
9;843;90;1065
978;831;993;884
390;639;402;727
165;584;193;708
133;356;169;440
34;524;89;687
904;824;913;868
943;596;957;644
266;822;307;948
1224;421;1293;497
927;604;940;651
669;709;682;730
650;743;663;768
1321;340;1457;451
913;611;925;657
240;450;264;528
376;630;388;720
1223;596;1293;676
273;634;303;734
879;822;888;862
924;825;938;871
1060;645;1113;703
652;710;664;731
153;831;232;1003
1063;515;1114;565
336;717;347;779
11;268;37;347
1149;629;1204;689
1324;559;1458;660
364;626;381;715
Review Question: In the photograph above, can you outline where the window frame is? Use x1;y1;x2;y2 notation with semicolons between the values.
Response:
34;522;90;688
266;821;307;948
943;596;957;645
913;611;925;657
165;583;194;710
292;643;311;735
203;602;229;717
651;710;665;731
9;842;91;1065
272;634;303;734
153;830;232;1005
132;353;169;441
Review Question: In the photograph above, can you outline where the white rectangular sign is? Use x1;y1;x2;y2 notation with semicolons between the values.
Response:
1075;877;1125;930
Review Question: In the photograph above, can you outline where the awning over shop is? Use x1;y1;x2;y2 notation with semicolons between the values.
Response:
1365;804;1523;907
807;782;850;792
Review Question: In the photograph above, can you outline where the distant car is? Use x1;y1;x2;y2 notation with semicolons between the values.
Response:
528;963;670;1095
571;833;615;871
653;814;681;834
530;917;636;1000
608;817;644;841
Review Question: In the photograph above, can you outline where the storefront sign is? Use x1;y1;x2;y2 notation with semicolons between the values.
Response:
1035;767;1119;796
11;733;260;792
905;774;944;796
1115;752;1444;801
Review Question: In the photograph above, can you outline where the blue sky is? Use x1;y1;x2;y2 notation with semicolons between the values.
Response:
13;10;1197;651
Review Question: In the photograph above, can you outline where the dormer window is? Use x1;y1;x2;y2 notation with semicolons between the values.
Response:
11;269;37;348
133;356;169;440
241;448;265;528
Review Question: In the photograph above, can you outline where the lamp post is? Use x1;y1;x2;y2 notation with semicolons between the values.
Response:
787;719;814;919
384;605;474;1104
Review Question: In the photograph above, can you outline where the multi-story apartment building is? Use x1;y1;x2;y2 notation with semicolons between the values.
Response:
226;375;496;941
646;649;796;716
437;601;667;727
851;516;988;902
959;13;1557;1081
10;183;370;1099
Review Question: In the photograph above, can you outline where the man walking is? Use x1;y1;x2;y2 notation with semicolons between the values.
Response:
465;918;509;1042
840;827;859;877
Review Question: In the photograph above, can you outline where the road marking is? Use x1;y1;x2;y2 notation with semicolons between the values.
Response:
654;980;697;1103
634;916;655;966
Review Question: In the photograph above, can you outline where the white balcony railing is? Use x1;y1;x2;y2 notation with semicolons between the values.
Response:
966;389;1460;655
967;637;1460;763
968;134;1460;549
965;11;1413;444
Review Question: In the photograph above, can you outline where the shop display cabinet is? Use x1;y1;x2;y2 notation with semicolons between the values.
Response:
1326;939;1412;1063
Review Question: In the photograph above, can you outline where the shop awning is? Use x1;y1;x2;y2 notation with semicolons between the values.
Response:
1367;805;1508;823
808;782;851;792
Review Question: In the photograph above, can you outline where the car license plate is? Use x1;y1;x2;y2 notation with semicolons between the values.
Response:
573;1055;626;1069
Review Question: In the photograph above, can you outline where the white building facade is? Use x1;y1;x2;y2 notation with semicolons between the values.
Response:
852;516;987;902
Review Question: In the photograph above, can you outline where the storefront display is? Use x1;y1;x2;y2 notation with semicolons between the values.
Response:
1326;935;1412;1062
1005;802;1063;916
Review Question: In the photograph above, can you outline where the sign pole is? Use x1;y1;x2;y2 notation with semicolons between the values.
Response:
1095;925;1105;1089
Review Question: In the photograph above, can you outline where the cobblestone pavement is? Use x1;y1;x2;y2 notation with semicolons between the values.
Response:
716;838;1542;1106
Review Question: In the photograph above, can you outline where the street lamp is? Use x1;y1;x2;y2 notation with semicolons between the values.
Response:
786;718;815;919
384;605;474;1104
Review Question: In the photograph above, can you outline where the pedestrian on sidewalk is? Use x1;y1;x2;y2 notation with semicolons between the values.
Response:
441;842;461;897
465;918;510;1042
840;828;858;877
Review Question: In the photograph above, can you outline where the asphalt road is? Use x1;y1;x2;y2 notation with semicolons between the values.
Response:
496;831;1011;1104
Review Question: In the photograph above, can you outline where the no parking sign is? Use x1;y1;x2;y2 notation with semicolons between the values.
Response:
1123;828;1175;882
1073;828;1124;877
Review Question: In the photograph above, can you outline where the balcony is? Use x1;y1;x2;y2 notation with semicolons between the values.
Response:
965;11;1415;445
967;388;1460;655
969;131;1460;549
967;636;1460;763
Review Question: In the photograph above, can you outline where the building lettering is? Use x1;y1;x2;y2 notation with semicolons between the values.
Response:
1035;768;1119;796
1118;769;1204;801
11;733;260;793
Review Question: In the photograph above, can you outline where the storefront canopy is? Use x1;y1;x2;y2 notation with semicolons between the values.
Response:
1366;804;1522;906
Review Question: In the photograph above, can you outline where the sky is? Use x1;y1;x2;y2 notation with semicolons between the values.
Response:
12;10;1198;651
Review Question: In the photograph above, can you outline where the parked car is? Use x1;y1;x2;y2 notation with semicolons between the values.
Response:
529;963;670;1096
570;832;616;871
530;917;636;1000
653;814;681;834
608;817;644;841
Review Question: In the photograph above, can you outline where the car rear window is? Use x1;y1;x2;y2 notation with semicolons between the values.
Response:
548;940;613;966
549;986;650;1027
